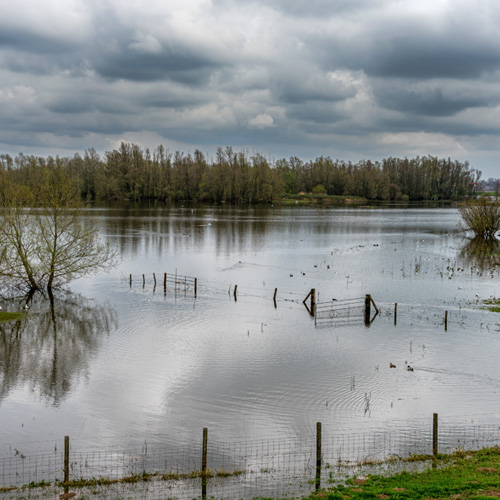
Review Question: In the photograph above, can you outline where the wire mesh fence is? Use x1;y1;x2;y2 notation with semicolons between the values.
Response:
2;418;500;499
315;297;366;326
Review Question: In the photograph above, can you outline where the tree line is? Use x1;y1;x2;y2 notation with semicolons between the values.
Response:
0;144;481;203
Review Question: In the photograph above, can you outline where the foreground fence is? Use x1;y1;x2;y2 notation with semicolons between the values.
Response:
2;415;500;499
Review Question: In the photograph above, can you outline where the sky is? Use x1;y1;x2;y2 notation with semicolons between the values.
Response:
1;0;499;180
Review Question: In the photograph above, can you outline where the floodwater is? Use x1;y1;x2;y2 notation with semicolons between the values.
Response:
1;204;500;456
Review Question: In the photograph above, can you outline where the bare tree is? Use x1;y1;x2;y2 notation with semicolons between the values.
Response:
0;166;116;293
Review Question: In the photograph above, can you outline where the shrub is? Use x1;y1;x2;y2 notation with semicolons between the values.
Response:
459;196;500;240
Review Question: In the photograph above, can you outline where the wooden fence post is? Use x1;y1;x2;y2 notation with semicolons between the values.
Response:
64;435;70;488
316;422;322;491
233;284;238;301
273;288;278;308
129;274;132;287
142;274;145;287
303;289;315;316
194;278;198;298
394;303;397;326
433;413;438;457
364;294;371;325
444;311;448;331
202;427;208;498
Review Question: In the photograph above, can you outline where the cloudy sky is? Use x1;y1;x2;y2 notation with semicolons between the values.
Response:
1;0;499;179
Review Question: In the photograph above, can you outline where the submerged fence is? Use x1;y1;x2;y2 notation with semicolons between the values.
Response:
2;415;500;500
314;294;379;326
129;272;197;297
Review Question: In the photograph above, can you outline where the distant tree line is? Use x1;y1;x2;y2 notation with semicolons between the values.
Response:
0;143;481;203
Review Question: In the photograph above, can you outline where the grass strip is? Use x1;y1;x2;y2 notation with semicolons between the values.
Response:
307;447;500;500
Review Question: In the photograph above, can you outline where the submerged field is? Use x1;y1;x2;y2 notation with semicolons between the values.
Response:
0;204;499;498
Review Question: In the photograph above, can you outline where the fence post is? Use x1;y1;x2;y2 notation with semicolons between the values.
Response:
303;289;315;316
364;294;371;325
394;303;398;326
142;274;145;287
444;311;448;331
433;413;438;457
195;278;198;298
316;422;322;491
64;435;70;488
273;288;278;308
202;427;208;499
233;284;238;301
129;274;132;287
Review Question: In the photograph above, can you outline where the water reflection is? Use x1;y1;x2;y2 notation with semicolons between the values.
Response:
0;290;117;406
459;237;500;270
94;204;462;262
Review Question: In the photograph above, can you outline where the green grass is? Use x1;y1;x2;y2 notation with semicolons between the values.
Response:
306;447;500;500
0;311;26;323
482;298;500;313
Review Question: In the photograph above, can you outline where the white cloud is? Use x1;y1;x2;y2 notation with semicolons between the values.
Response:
248;113;274;129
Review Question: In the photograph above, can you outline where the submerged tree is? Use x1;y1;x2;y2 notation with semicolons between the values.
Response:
459;196;500;240
0;166;116;293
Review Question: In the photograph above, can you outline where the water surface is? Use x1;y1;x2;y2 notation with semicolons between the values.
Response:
1;204;499;455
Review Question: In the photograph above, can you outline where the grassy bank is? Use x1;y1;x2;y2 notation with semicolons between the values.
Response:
279;194;368;205
307;447;500;500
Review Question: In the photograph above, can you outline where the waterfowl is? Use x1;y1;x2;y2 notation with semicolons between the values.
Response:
390;363;396;368
407;366;414;371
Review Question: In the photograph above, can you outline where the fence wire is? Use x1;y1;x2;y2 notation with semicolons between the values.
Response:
315;297;366;325
1;422;500;499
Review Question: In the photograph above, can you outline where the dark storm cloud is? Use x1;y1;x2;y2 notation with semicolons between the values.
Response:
0;0;500;178
214;0;389;18
362;38;500;80
93;43;222;84
0;26;79;54
373;82;489;117
275;76;356;105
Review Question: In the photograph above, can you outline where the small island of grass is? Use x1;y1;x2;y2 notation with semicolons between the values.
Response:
482;298;500;313
0;311;26;323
